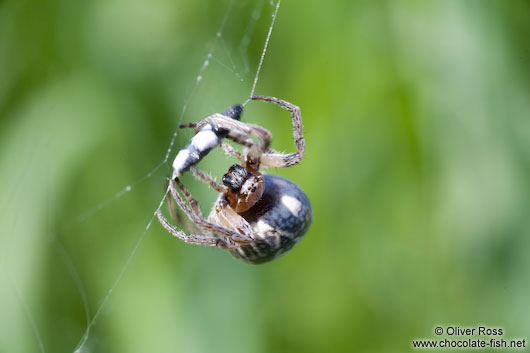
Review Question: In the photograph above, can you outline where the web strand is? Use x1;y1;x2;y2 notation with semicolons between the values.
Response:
3;212;47;352
216;0;244;81
8;273;46;353
73;193;166;353
55;242;91;353
246;0;281;105
240;0;266;73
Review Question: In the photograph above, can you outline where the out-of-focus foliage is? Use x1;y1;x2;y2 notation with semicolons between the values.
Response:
1;0;529;352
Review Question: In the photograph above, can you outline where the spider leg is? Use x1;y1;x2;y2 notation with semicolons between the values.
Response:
165;179;178;220
169;178;253;244
260;150;302;168
224;132;253;148
174;178;202;217
164;181;203;236
251;96;305;168
178;122;197;129
189;166;226;193
156;209;237;250
220;142;244;163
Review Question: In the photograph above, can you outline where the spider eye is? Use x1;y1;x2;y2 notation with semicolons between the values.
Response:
222;174;238;191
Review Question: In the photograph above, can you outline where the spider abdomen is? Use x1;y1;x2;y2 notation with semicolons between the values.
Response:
232;174;312;264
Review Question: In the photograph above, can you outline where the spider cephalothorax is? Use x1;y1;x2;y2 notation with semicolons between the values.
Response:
222;164;265;213
156;96;312;264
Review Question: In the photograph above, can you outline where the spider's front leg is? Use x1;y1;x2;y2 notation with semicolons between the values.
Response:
251;95;306;168
189;166;226;194
220;142;244;164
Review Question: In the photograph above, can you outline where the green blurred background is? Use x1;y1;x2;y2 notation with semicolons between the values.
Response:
1;0;529;352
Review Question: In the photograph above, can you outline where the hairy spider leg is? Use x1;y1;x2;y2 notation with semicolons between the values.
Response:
156;209;237;250
189;166;226;193
220;142;243;163
174;178;202;217
251;96;305;168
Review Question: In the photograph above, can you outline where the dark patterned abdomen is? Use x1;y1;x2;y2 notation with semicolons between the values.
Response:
231;174;312;264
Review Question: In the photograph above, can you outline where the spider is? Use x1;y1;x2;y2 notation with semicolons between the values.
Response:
156;96;312;264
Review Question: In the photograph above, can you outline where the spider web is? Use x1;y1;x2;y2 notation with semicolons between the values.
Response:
1;1;282;352
70;1;281;352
